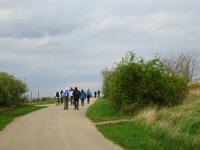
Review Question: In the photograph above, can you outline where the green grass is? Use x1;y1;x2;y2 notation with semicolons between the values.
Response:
86;98;129;122
151;92;200;137
97;121;198;150
87;91;200;150
0;105;46;130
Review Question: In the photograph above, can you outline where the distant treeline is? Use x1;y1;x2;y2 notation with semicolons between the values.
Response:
0;72;28;107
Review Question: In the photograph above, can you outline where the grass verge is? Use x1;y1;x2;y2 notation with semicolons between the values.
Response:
97;121;198;150
87;92;200;149
86;98;130;122
0;105;46;130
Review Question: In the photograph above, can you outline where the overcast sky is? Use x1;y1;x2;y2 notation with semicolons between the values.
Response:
0;0;199;97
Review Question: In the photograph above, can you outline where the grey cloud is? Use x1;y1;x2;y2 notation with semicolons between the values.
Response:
0;15;86;38
0;1;93;38
0;0;200;96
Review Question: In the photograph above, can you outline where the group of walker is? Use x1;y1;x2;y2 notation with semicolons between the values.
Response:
55;87;97;110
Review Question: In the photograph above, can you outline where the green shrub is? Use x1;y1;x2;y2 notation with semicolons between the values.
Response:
0;72;28;106
102;51;188;111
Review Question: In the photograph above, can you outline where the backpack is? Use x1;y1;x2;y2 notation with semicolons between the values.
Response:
80;91;86;100
73;90;80;97
63;89;69;96
87;91;91;97
56;92;60;97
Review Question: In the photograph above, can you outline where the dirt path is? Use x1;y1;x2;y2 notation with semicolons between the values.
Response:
0;99;122;150
95;118;135;125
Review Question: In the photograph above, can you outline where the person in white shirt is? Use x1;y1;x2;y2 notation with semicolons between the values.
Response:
69;87;74;105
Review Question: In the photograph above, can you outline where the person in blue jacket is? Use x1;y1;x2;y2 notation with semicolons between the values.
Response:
86;89;92;104
80;89;86;106
63;88;69;110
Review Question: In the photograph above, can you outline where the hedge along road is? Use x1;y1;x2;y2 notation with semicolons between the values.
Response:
0;98;122;150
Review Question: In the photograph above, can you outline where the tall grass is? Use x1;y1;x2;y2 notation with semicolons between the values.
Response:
97;121;198;150
137;92;200;136
189;82;200;90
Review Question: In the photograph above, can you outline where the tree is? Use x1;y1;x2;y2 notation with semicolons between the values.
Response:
162;51;200;82
0;72;28;106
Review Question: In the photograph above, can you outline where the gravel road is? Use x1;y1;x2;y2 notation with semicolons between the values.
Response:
0;99;122;150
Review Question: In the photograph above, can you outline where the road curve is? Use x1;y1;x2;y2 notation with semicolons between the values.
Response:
0;99;122;150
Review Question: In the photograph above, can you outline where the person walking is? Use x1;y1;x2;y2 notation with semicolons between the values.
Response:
73;87;80;110
55;91;60;105
94;91;97;98
80;89;86;106
63;88;69;110
97;90;101;98
86;89;92;104
69;87;74;105
60;90;64;104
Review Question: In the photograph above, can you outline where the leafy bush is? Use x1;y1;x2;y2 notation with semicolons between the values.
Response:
0;72;28;106
102;51;188;111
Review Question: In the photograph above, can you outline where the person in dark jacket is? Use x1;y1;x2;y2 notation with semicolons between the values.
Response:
94;91;97;98
55;91;60;105
97;90;101;98
80;89;86;106
60;90;63;104
73;87;80;110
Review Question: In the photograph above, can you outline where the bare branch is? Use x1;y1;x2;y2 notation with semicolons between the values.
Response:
162;51;200;82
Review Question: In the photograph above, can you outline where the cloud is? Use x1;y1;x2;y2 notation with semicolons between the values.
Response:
0;0;200;97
